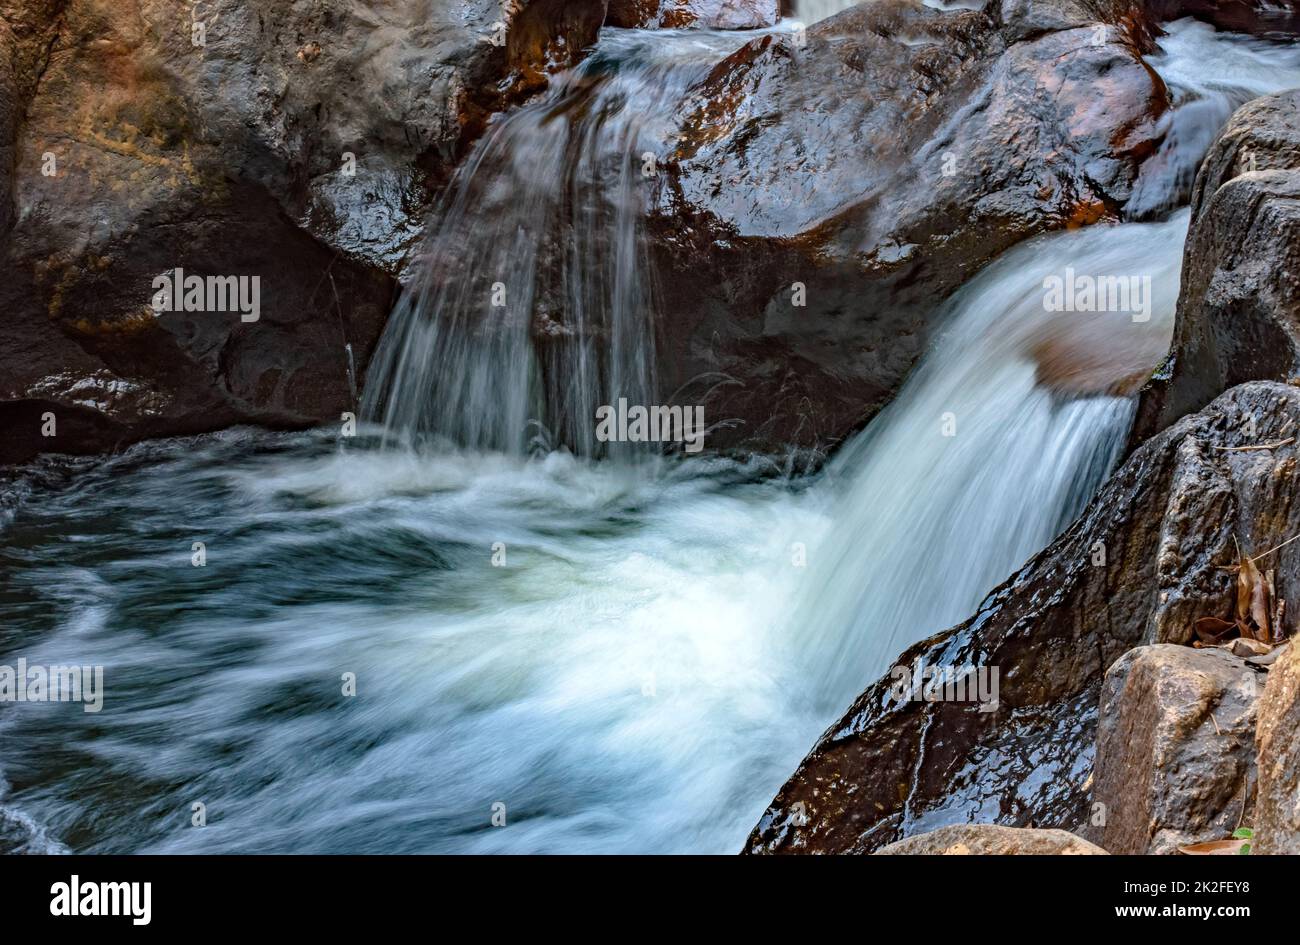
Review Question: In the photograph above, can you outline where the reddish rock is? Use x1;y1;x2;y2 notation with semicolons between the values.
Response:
607;0;779;29
647;0;1167;453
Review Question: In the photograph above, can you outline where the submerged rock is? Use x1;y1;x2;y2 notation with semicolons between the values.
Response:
744;381;1300;853
1094;644;1259;855
874;823;1107;855
0;0;608;465
1133;90;1300;445
648;0;1168;453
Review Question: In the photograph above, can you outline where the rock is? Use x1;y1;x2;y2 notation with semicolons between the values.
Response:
0;0;608;466
607;0;779;29
744;381;1300;854
646;0;1167;453
1145;1;1300;38
873;824;1108;855
1255;636;1300;853
1094;645;1259;855
1132;90;1300;446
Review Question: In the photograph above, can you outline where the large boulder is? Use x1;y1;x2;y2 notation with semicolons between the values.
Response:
1255;637;1300;853
0;0;608;466
744;381;1300;853
1094;645;1259;855
1132;90;1300;446
607;0;779;29
874;824;1107;855
645;0;1168;453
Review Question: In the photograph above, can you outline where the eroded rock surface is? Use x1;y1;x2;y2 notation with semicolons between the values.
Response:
0;0;608;465
1094;644;1259;855
745;381;1300;853
1255;637;1300;853
648;0;1168;452
607;0;778;29
874;824;1107;855
1133;90;1300;445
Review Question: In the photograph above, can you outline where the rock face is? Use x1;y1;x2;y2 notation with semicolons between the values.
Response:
649;0;1167;453
607;0;778;29
1094;645;1259;855
1146;0;1300;37
0;0;608;465
874;824;1108;855
1255;638;1300;853
744;381;1300;854
1132;90;1300;447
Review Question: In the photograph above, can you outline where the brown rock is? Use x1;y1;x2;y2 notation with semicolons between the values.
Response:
648;0;1167;453
1132;90;1300;446
1255;637;1300;853
874;824;1107;855
744;382;1300;854
607;0;778;29
0;0;608;466
1095;645;1259;855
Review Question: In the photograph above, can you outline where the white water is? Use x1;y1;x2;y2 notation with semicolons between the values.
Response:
2;19;1295;855
792;213;1188;707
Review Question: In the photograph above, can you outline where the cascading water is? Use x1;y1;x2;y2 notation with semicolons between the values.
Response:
361;29;774;457
792;213;1188;708
3;19;1299;855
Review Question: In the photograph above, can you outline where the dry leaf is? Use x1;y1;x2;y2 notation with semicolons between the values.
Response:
1194;617;1237;645
1236;553;1271;642
1178;839;1245;855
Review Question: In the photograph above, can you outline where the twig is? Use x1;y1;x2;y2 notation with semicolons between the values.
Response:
1212;437;1295;452
1251;531;1300;563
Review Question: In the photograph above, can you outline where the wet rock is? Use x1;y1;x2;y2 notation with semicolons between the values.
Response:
1132;90;1300;447
607;0;778;29
874;824;1107;855
1144;1;1300;38
1094;645;1259;855
649;0;1167;453
744;381;1300;854
1255;637;1300;853
0;0;608;466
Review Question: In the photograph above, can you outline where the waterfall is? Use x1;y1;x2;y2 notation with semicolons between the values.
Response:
791;213;1189;707
361;29;768;458
8;16;1300;857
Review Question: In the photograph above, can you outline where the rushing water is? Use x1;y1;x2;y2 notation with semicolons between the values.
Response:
1;20;1296;854
362;28;777;457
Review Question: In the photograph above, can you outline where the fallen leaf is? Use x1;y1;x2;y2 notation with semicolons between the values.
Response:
1237;552;1271;642
1178;839;1246;855
1194;617;1237;644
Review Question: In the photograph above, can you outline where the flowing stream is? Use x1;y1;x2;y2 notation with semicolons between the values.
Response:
2;19;1298;854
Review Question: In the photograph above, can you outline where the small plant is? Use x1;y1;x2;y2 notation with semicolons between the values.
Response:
1233;827;1253;855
